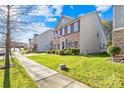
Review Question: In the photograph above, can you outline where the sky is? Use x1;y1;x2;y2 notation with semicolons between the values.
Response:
15;5;113;43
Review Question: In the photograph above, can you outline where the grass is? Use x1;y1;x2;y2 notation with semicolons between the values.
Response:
0;58;37;88
27;53;124;88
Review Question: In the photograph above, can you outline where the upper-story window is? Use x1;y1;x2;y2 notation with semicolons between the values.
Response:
67;25;71;34
62;28;65;36
74;21;79;32
58;30;61;37
54;32;57;38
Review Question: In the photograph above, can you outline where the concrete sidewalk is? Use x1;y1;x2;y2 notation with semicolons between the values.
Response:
14;52;89;88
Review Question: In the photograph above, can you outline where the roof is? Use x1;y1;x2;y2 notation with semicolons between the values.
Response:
55;15;74;29
32;29;54;40
55;11;97;31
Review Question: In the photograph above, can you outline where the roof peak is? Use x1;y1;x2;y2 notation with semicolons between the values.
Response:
61;15;74;19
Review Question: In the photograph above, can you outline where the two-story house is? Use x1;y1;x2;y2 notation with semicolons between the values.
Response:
52;11;107;53
30;29;53;52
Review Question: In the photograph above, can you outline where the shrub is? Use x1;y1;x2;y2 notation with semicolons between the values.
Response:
64;48;68;51
58;50;64;55
107;45;121;57
64;50;72;55
107;41;112;47
21;49;31;55
71;48;80;55
51;49;56;54
46;50;52;54
55;50;58;54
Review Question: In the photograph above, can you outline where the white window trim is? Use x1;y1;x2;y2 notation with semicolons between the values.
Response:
67;25;71;34
74;22;79;32
62;28;65;35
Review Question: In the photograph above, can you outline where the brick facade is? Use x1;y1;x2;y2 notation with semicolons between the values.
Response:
53;19;80;49
113;29;124;53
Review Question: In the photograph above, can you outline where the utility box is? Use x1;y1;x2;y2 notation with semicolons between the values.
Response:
59;64;66;70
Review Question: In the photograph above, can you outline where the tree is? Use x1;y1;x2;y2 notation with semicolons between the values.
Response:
0;5;37;88
101;20;113;47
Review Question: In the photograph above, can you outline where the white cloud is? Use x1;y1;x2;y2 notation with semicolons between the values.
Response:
52;5;64;16
95;5;111;13
30;22;52;33
19;22;52;43
95;5;111;17
29;6;53;18
45;17;57;22
29;5;64;22
70;6;74;10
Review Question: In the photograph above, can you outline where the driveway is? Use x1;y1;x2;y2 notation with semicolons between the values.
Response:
14;52;89;88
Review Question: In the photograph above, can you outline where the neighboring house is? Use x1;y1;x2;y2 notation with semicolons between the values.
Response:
11;41;27;48
30;29;53;52
113;5;124;53
52;11;107;53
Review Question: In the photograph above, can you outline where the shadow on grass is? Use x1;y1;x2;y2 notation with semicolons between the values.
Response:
63;68;69;72
3;67;10;88
83;52;110;58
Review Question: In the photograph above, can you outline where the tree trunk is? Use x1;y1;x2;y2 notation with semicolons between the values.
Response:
5;5;10;67
3;5;10;88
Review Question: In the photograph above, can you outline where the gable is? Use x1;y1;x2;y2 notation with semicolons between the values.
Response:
56;16;74;29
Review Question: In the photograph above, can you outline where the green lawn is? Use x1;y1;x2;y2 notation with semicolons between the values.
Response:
27;53;124;88
0;58;37;88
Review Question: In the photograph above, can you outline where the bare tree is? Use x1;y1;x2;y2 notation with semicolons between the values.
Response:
0;5;37;88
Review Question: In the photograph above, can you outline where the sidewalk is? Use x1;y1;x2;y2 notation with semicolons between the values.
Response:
14;52;89;88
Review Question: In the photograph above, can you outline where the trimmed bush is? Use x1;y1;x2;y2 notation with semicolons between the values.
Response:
21;49;31;55
55;50;58;54
58;50;64;55
46;48;80;55
51;49;56;54
46;50;52;54
64;50;72;55
107;45;121;57
71;48;80;55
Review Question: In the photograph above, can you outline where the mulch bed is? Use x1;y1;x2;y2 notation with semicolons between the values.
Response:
107;55;124;64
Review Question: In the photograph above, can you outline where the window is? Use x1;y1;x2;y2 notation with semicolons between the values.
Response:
58;30;61;37
99;43;102;50
103;44;106;49
54;44;56;49
74;41;78;48
58;43;60;49
54;32;57;38
62;41;64;49
62;28;65;35
65;39;68;48
74;22;79;32
68;41;71;48
100;43;106;50
67;25;71;34
66;40;71;48
97;32;99;37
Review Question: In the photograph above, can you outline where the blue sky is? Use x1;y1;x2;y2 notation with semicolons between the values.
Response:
19;5;112;43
